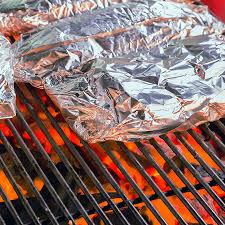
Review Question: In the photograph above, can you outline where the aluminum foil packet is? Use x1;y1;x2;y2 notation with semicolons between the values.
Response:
13;0;225;141
0;35;16;119
0;0;127;37
14;0;225;88
44;34;225;142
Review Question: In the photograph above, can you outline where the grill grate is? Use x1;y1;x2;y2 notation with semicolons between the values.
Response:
0;84;224;225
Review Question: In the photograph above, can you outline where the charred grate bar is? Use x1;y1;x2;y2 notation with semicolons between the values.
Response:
0;84;224;225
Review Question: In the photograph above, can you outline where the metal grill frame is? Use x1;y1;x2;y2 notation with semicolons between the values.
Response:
0;84;224;225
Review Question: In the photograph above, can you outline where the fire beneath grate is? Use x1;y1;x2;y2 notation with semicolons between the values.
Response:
0;84;224;225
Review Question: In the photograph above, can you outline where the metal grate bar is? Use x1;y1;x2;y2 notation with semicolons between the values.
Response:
0;156;41;225
101;142;168;225
135;142;208;225
149;138;224;225
200;124;225;154
15;87;112;225
83;142;149;225
0;184;23;225
0;214;6;225
117;142;193;225
26;84;148;225
0;128;60;225
161;134;225;209
175;132;225;191
84;175;224;215
214;120;225;138
13;108;93;225
188;129;225;173
6;118;78;224
29;84;224;223
17;85;130;225
1;85;224;224
69;178;224;221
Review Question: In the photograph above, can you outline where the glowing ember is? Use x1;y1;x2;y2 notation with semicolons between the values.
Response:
0;90;224;225
0;122;13;144
23;122;82;154
0;170;26;201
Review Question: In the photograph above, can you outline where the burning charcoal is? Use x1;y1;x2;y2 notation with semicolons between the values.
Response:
93;205;153;225
0;146;48;196
0;122;13;140
164;156;184;173
188;194;223;225
22;121;82;154
0;0;127;37
188;224;213;225
192;164;225;183
139;205;153;225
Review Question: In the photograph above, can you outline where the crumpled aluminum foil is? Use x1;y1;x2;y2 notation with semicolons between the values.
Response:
13;0;225;142
14;0;225;88
0;35;16;119
0;0;127;37
44;34;225;142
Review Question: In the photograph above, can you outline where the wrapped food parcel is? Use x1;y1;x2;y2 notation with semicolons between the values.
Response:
14;0;225;87
0;0;127;37
14;0;225;141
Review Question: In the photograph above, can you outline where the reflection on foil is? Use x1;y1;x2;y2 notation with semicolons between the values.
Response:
14;0;225;88
0;35;16;119
44;34;225;142
13;0;225;141
0;0;127;37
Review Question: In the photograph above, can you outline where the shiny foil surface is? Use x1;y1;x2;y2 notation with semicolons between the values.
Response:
14;0;225;88
14;0;225;142
44;34;225;142
0;0;126;36
0;35;16;119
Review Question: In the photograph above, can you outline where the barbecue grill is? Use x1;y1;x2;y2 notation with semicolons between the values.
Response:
0;84;224;225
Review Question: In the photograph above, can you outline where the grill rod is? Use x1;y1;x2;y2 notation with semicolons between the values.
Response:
1;121;223;224
26;84;150;225
15;86;113;225
149;138;224;225
16;85;132;225
161;134;225;210
0;183;23;225
201;124;225;154
135;141;210;224
83;179;225;219
28;83;225;224
0;126;66;225
29;178;224;225
0;157;42;225
188;129;225;173
15;107;97;224
175;132;225;191
116;142;207;225
1;84;223;224
100;142;168;225
6;118;79;224
0;214;6;225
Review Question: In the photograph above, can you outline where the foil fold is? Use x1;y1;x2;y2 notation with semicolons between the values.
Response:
14;0;225;88
0;35;16;119
0;0;126;37
44;34;225;142
13;0;225;141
